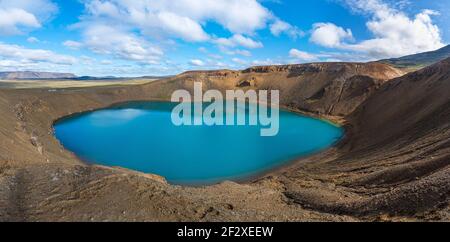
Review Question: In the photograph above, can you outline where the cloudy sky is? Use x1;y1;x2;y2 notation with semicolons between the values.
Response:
0;0;449;76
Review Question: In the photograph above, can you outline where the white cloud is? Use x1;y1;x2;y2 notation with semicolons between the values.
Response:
310;23;353;48
63;40;83;50
0;8;40;35
213;61;227;68
251;58;280;66
215;34;263;49
81;24;163;64
76;0;300;61
0;0;58;35
72;0;300;67
270;19;303;39
208;54;223;59
0;0;58;19
189;59;205;66
186;58;230;69
27;37;40;43
64;0;302;69
312;0;446;59
289;49;319;61
0;42;77;66
198;47;208;53
101;60;113;65
345;7;444;58
156;11;210;42
232;58;247;65
235;49;252;57
218;46;252;57
82;0;273;39
206;60;228;68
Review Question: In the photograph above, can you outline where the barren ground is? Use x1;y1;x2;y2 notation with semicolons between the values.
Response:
0;61;448;222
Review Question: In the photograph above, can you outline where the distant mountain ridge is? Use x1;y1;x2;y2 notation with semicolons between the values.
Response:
72;75;171;81
0;71;77;80
379;44;450;71
0;71;171;80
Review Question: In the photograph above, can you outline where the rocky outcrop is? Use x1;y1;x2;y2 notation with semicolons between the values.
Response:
151;62;404;117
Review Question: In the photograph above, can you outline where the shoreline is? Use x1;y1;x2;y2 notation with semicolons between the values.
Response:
51;99;346;187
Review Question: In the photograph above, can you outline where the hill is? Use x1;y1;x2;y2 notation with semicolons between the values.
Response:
0;71;171;81
0;71;77;80
145;62;404;117
379;45;450;71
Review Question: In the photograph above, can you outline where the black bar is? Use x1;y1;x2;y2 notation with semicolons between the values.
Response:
1;222;446;241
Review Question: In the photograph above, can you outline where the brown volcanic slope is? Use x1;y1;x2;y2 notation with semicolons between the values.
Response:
283;58;450;217
0;61;448;221
147;62;403;117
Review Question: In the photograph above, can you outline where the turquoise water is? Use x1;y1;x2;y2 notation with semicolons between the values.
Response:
54;101;343;185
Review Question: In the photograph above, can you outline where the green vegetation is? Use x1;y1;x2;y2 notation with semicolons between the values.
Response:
379;45;450;72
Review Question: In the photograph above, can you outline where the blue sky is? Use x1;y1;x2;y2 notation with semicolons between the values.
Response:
0;0;449;76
